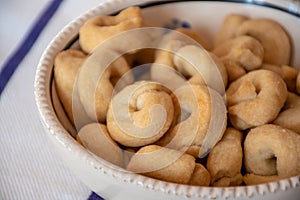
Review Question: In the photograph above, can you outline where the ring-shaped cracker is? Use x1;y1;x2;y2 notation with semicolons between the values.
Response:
127;145;196;184
243;124;300;185
226;69;287;130
213;14;248;47
207;128;243;186
274;92;300;134
174;45;228;93
213;36;264;83
77;123;123;167
261;64;299;93
78;55;133;123
157;84;227;158
79;7;142;53
107;81;175;147
236;18;291;65
54;49;86;124
189;163;211;186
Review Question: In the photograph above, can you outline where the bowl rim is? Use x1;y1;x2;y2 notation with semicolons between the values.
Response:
34;0;300;198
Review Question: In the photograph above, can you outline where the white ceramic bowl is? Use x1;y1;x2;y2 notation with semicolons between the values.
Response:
34;0;300;199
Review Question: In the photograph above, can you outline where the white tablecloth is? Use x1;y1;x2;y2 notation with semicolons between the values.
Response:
0;1;107;199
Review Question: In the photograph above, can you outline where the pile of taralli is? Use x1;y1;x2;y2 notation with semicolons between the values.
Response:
53;7;300;187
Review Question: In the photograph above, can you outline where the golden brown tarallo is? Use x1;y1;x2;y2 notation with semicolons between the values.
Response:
243;124;300;185
213;14;248;47
226;69;287;130
107;81;176;147
274;92;300;134
213;36;264;83
77;123;124;167
79;7;142;53
207;128;243;186
127;145;211;186
236;18;291;65
54;49;86;125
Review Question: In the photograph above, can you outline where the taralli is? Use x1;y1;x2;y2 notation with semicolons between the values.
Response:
107;81;176;147
152;28;200;71
174;45;228;93
54;49;86;124
153;31;227;93
236;18;291;65
52;7;300;187
213;14;248;47
274;92;300;134
77;55;133;123
207;128;243;186
77;123;123;167
188;163;211;186
226;69;287;130
77;27;165;123
261;64;299;92
127;145;196;184
127;145;210;186
243;124;300;185
157;84;227;158
213;36;264;82
79;7;142;53
219;59;248;84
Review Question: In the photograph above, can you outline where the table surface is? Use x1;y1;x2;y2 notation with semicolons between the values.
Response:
0;0;299;200
0;1;106;199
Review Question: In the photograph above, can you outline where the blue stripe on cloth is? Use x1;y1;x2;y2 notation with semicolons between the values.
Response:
0;0;63;96
88;192;104;200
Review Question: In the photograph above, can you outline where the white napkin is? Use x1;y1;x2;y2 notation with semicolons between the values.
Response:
0;0;107;199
